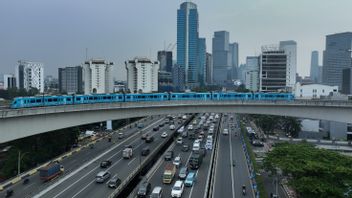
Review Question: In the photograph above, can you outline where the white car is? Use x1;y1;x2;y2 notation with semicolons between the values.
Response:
169;125;176;130
222;129;229;135
173;156;182;167
188;125;193;130
177;126;184;133
161;132;168;138
176;137;183;144
171;180;184;198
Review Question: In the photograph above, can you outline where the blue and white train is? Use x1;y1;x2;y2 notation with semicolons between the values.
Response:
10;92;294;109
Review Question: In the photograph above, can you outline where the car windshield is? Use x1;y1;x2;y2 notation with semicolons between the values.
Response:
173;186;181;191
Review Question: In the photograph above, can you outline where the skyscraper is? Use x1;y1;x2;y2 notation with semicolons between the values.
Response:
157;51;173;72
58;66;83;94
229;42;239;80
279;40;297;88
177;2;199;88
82;59;114;94
198;38;206;86
322;32;352;89
245;56;259;91
310;51;320;83
212;31;231;86
205;53;213;85
16;60;44;93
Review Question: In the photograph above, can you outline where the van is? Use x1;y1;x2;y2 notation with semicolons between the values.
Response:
141;147;150;156
108;175;121;188
150;186;163;198
96;171;111;183
193;142;200;152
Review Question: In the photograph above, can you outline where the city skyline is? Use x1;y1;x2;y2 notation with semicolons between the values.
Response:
1;0;352;80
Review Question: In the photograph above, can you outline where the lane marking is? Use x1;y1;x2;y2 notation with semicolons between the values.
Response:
188;169;199;198
128;158;137;166
229;118;236;198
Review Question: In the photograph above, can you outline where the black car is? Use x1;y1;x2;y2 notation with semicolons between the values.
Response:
137;181;151;197
108;176;121;188
164;150;174;161
153;126;159;131
141;147;150;156
145;136;154;143
100;160;112;168
141;134;149;140
159;123;164;127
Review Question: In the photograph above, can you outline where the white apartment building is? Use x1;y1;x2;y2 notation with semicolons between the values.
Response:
245;56;259;91
3;74;16;90
82;59;114;94
279;40;297;88
294;82;338;99
16;60;44;93
125;57;159;93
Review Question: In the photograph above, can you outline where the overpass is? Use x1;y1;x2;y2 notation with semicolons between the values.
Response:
1;100;352;143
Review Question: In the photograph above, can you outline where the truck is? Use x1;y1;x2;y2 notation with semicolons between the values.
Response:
189;153;203;170
123;147;133;159
39;163;64;182
163;163;176;184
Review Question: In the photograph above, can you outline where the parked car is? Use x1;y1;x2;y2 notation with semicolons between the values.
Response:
108;175;121;188
165;150;174;161
137;181;151;198
100;160;112;168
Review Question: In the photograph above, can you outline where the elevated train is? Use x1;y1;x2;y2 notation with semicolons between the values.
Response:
10;92;294;109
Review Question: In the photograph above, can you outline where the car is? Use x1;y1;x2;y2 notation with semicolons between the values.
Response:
252;140;264;147
182;144;189;152
222;129;229;135
171;180;184;198
150;186;163;198
153;126;159;131
125;144;133;149
200;131;205;136
108;175;121;188
178;167;188;179
185;172;196;187
137;181;151;198
145;136;154;143
96;171;111;183
161;132;168;138
141;134;149;140
100;160;112;168
182;131;188;138
169;125;176;130
177;126;184;133
159;123;164;127
118;132;124;139
188;125;193;130
137;123;144;129
176;137;183;144
141;147;150;156
173;156;182;168
165;150;174;161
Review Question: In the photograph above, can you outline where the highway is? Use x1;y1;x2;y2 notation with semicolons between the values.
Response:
129;114;220;198
2;115;184;198
212;114;254;198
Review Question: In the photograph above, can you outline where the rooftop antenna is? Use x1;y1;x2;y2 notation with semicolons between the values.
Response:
85;48;88;61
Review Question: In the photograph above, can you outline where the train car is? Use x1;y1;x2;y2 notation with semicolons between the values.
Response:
253;92;294;101
10;95;73;108
73;94;124;104
170;92;211;101
212;92;253;100
124;93;169;102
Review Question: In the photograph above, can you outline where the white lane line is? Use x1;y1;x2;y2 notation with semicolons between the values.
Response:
229;119;236;198
128;158;137;166
34;118;164;198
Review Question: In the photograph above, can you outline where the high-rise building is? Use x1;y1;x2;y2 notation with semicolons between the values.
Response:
158;71;173;92
16;60;44;93
3;74;16;90
212;31;231;86
245;56;259;91
177;2;199;88
279;40;297;88
229;42;239;80
310;51;321;83
205;53;213;85
82;59;113;94
342;68;352;94
58;66;83;94
198;38;206;86
260;45;287;92
172;64;185;91
125;57;159;93
322;32;352;89
157;51;173;72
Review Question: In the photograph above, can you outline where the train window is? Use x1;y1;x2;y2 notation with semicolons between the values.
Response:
36;99;41;103
67;98;71;101
118;96;122;99
30;99;35;103
48;99;52;102
53;98;57;102
94;97;97;100
76;98;81;101
127;96;130;99
107;96;111;99
89;97;93;100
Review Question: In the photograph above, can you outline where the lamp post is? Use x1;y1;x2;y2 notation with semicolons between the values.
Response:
18;151;29;176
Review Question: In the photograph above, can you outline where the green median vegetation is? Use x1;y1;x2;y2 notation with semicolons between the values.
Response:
264;142;352;198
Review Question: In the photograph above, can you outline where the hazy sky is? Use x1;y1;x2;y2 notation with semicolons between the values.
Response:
1;0;352;80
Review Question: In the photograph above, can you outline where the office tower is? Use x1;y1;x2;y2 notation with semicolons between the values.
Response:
16;60;44;93
212;31;231;86
172;64;185;91
58;66;83;94
3;74;16;90
245;56;260;91
125;57;159;93
260;45;287;92
322;32;352;88
229;42;239;80
205;53;213;85
82;59;113;94
279;40;297;88
198;38;206;86
310;51;320;83
177;2;199;88
157;51;173;72
342;68;352;94
158;71;173;92
238;64;247;82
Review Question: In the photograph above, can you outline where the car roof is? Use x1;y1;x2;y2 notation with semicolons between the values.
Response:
97;171;108;176
187;172;195;177
152;186;162;193
174;180;183;186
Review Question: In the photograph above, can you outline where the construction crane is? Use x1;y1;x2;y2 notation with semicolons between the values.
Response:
166;43;176;52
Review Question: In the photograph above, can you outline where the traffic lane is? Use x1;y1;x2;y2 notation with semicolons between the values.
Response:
232;118;254;198
36;118;170;198
65;129;169;198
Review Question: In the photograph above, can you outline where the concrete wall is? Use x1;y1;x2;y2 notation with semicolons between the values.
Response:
1;100;352;143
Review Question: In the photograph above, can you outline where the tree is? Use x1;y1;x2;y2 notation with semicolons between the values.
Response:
282;117;301;138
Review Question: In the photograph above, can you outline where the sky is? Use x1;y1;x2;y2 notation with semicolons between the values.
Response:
1;0;352;81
